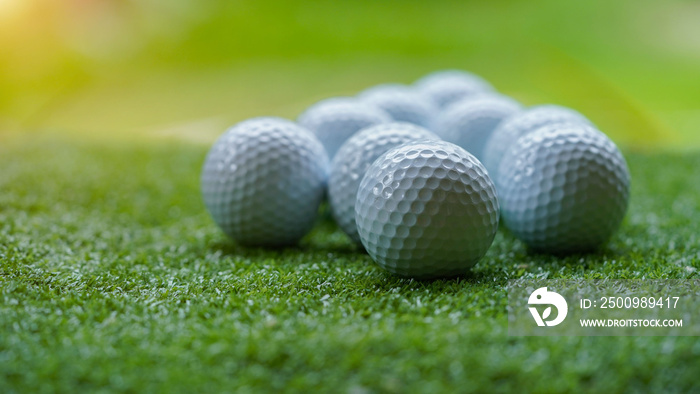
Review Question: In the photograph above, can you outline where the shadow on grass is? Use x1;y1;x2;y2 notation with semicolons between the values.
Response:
206;216;364;262
204;223;494;296
351;269;509;301
523;248;618;270
208;237;361;259
205;201;375;257
203;212;637;295
492;227;631;268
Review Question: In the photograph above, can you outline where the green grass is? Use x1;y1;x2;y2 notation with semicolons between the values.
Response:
2;0;700;391
1;132;699;393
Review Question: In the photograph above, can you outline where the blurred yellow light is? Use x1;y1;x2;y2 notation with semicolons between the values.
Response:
0;0;26;17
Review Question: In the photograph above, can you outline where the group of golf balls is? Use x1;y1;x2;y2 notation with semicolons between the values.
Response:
201;69;630;279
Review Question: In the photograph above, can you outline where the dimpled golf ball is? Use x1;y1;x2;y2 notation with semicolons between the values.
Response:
414;69;495;109
482;104;592;181
329;122;440;244
498;124;630;254
434;94;522;161
357;84;438;128
355;140;499;279
201;117;329;247
297;97;391;158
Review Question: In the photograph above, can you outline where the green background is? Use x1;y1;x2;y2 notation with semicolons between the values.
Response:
2;0;699;148
1;0;699;392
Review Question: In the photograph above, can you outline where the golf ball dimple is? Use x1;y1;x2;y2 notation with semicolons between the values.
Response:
355;140;499;279
414;69;495;109
482;104;592;182
434;94;522;161
201;117;329;247
329;122;440;244
497;123;630;254
357;84;438;128
297;97;391;158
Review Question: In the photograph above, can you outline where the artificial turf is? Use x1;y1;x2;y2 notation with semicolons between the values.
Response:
1;132;699;392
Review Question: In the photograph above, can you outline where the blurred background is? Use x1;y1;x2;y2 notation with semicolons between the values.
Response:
1;0;698;149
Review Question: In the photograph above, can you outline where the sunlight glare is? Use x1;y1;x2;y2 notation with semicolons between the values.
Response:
0;0;26;17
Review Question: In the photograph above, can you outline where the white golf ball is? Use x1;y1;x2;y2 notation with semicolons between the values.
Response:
434;94;522;161
201;117;329;247
482;104;592;181
355;139;499;279
498;123;630;254
357;84;438;128
414;69;495;109
297;97;391;158
329;122;440;244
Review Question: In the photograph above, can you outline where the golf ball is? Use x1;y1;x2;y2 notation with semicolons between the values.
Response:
297;97;391;158
482;104;591;181
329;122;440;244
201;117;329;247
355;140;499;279
498;124;630;253
357;84;438;128
414;69;495;109
434;94;522;161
